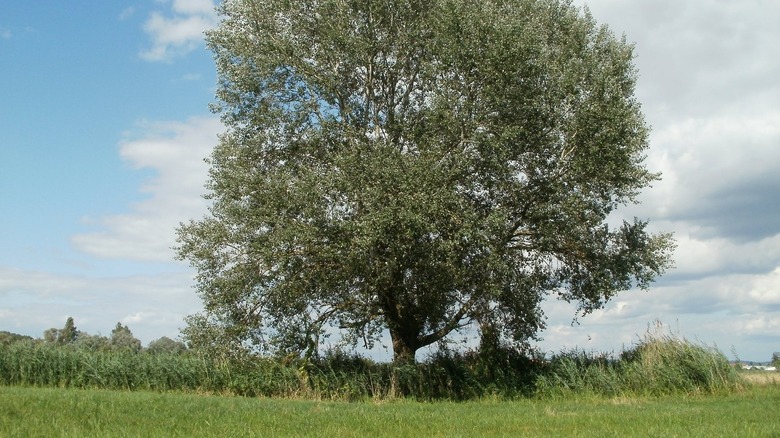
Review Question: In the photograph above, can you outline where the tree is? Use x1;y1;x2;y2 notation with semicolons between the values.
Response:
110;323;142;353
147;336;188;355
0;331;34;345
74;333;111;352
176;0;674;363
43;328;60;344
43;317;79;346
60;317;78;345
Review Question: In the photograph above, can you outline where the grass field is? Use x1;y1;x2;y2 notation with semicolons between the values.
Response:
2;384;778;437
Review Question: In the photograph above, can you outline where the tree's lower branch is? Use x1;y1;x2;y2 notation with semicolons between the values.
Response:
417;295;478;348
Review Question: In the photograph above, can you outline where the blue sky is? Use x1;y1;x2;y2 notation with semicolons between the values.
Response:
1;1;779;362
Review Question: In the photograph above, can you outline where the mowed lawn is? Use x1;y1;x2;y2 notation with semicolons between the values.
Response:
1;385;778;437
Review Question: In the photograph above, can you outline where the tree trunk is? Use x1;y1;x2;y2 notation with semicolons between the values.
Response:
389;328;418;398
381;289;421;365
391;334;418;365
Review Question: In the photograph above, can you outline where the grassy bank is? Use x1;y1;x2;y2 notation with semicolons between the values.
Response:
1;385;778;437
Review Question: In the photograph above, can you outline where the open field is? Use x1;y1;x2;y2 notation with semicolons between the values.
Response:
1;384;779;437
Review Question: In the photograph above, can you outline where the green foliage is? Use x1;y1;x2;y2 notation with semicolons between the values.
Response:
620;334;740;395
177;0;674;363
41;318;141;354
534;332;742;398
1;330;743;401
73;333;111;352
42;317;79;346
147;337;188;355
59;316;79;344
60;317;78;345
0;340;528;400
0;341;306;397
773;352;780;368
0;331;34;346
0;342;201;391
110;323;142;353
42;328;58;344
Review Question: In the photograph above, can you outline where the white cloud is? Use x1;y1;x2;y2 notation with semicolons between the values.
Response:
747;268;780;306
119;7;135;21
667;233;780;279
171;0;217;16
0;27;11;39
736;315;780;336
540;259;780;360
578;0;780;120
636;112;780;241
182;73;202;81
140;0;218;62
71;116;221;262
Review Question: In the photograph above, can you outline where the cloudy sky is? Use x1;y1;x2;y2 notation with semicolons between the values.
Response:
1;1;778;362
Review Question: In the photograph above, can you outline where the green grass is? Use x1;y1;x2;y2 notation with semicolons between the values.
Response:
1;385;779;437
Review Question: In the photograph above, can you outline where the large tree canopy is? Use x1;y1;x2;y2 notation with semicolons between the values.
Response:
177;0;674;363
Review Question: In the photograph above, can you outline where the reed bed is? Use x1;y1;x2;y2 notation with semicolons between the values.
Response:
535;332;743;398
0;342;301;396
0;331;745;401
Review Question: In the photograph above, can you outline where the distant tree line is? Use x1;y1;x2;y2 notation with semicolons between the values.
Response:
1;317;187;355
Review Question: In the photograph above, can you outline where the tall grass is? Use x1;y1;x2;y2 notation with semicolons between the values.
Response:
535;330;742;398
0;342;538;400
0;342;302;396
1;330;744;401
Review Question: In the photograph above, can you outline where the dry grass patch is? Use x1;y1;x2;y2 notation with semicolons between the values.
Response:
742;372;780;386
